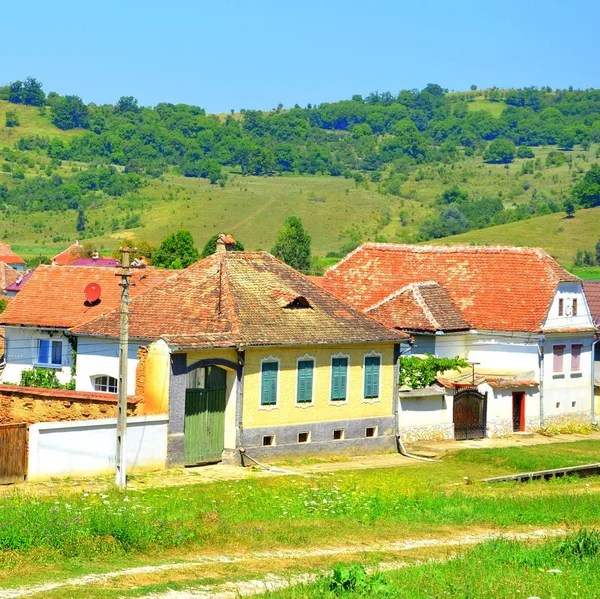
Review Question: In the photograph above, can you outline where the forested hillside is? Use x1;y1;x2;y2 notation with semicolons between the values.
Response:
1;78;600;267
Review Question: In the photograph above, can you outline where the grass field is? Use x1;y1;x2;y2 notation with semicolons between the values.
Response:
467;97;507;117
0;99;84;147
428;205;600;264
1;440;600;596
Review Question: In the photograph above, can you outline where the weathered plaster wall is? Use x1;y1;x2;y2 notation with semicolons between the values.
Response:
0;385;138;425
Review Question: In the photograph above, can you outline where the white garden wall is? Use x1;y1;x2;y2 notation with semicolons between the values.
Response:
28;415;168;480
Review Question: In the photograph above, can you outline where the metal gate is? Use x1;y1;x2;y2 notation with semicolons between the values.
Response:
453;387;487;440
0;423;27;484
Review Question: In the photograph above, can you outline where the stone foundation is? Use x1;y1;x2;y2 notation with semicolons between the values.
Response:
399;423;454;443
542;411;592;429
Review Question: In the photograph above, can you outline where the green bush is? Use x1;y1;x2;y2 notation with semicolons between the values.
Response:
20;368;74;390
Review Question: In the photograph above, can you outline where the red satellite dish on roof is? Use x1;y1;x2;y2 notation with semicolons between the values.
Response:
84;282;101;303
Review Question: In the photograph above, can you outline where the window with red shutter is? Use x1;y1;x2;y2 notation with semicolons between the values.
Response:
553;345;565;373
571;344;582;372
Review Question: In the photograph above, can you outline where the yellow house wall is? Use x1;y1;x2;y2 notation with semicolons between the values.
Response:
242;344;396;429
138;339;171;415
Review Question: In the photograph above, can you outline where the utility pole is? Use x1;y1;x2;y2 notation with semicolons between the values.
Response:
115;248;132;489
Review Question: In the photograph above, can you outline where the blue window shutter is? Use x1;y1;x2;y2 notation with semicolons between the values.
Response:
261;362;278;405
331;358;348;400
38;339;49;364
364;356;380;398
297;360;313;403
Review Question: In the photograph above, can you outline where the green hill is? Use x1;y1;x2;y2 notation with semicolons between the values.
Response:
425;206;600;265
1;80;600;266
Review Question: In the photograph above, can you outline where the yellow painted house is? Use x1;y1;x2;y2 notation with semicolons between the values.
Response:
74;242;407;465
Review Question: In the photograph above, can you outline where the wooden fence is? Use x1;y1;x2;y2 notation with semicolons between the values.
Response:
0;423;26;484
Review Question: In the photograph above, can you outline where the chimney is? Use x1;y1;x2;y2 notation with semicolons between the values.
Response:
215;233;237;254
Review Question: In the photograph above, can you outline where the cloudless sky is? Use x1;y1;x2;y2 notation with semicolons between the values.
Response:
2;0;599;112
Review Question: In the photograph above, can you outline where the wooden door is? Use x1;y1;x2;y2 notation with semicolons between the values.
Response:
512;392;525;432
0;423;27;484
184;366;227;465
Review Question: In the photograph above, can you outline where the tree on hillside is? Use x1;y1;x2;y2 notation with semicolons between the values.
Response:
201;234;245;258
271;216;311;272
596;239;600;266
483;138;515;164
76;208;87;231
571;164;600;208
564;199;576;218
52;95;89;130
5;111;20;127
153;230;199;269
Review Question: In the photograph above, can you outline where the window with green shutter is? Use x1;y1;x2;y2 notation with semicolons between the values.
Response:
297;359;314;403
364;355;381;399
261;361;278;406
331;357;348;401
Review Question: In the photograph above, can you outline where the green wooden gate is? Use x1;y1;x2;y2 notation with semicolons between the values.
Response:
184;366;227;465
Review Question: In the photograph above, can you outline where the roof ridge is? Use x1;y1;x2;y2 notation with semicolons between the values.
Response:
365;281;439;312
411;286;443;331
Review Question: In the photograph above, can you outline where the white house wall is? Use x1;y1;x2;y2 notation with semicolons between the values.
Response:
76;337;142;396
466;334;539;374
2;326;73;385
542;334;594;425
397;392;454;442
27;415;168;480
481;384;540;436
543;282;592;330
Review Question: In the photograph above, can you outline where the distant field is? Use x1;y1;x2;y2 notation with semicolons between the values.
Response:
467;97;507;117
0;99;85;147
570;267;600;280
426;206;600;264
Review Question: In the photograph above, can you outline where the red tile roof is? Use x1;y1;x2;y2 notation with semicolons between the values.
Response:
51;241;85;266
320;244;580;333
0;265;174;329
4;270;33;293
0;242;25;266
366;282;469;333
0;263;20;291
583;281;600;326
73;252;408;348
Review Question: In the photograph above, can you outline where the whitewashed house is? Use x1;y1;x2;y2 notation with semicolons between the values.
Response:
317;244;598;441
0;265;172;392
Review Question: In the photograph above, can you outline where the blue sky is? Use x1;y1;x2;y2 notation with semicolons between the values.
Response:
2;0;598;112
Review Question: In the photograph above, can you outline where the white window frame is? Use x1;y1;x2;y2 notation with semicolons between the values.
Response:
259;355;281;411
93;375;118;394
362;350;383;404
35;337;63;368
296;353;316;408
329;352;350;406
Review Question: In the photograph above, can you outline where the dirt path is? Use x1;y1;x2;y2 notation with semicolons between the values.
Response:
0;528;565;599
229;198;276;232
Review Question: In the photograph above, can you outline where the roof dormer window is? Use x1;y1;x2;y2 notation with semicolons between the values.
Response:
572;298;578;316
558;298;564;316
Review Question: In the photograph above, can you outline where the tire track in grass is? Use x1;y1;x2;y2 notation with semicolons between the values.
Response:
229;198;276;232
0;529;565;599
